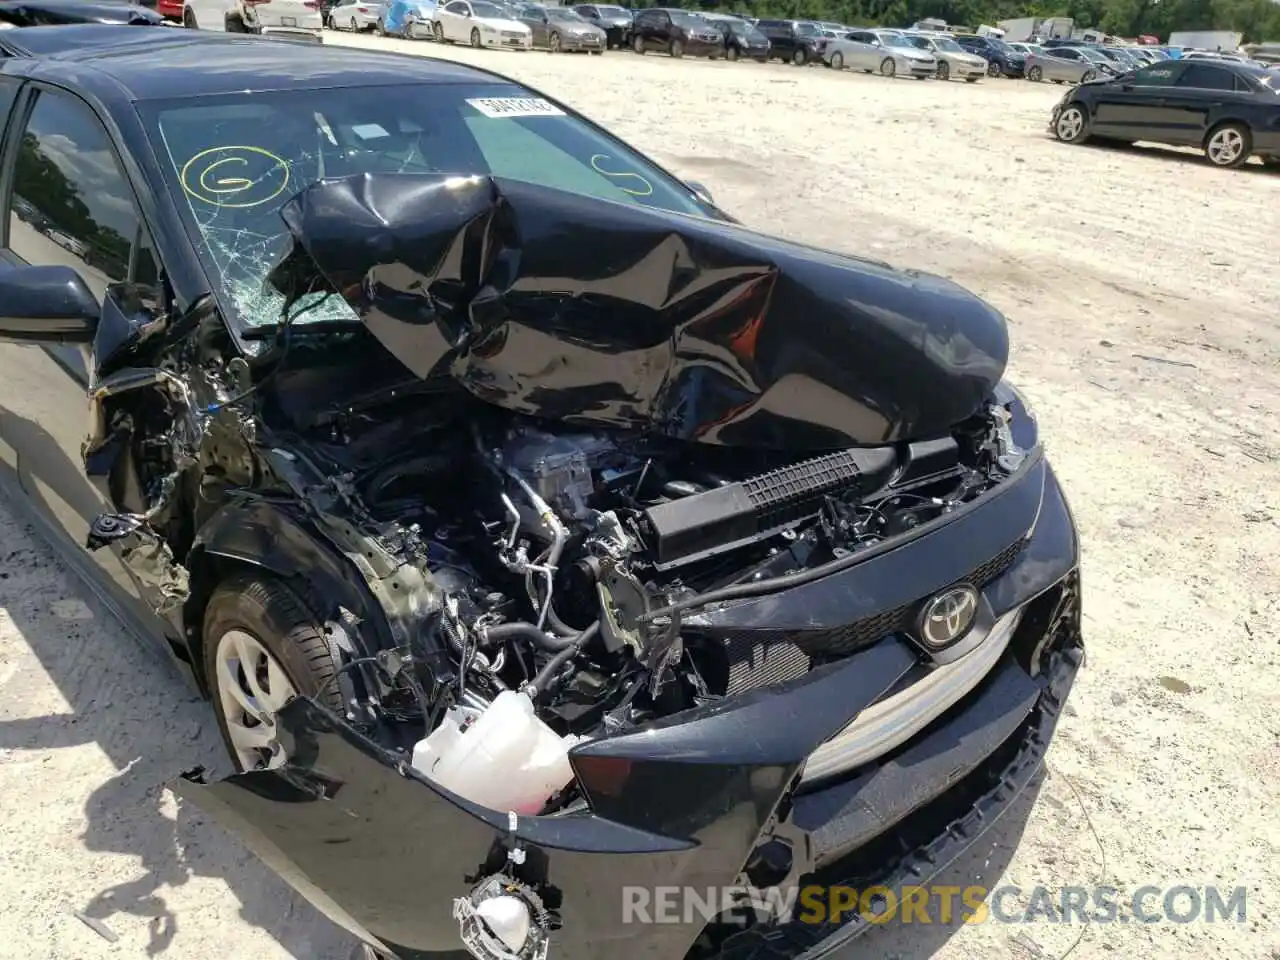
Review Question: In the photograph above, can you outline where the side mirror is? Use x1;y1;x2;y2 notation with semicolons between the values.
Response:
685;180;714;204
0;265;100;344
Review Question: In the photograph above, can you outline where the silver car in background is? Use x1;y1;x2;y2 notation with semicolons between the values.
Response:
1024;45;1099;84
825;27;936;78
518;4;605;52
327;0;384;29
905;32;986;81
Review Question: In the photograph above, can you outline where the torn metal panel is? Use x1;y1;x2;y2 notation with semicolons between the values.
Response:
270;173;1010;451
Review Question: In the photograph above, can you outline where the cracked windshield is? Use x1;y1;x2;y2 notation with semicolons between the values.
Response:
140;83;707;328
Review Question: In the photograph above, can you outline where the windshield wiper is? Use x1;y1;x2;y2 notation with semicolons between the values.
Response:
240;318;365;340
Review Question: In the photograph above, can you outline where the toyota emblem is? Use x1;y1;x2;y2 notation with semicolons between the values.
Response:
918;585;980;648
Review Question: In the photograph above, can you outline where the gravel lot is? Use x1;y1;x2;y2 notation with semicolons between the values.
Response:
1;32;1278;960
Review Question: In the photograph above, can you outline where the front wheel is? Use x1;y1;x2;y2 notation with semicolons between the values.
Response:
182;5;197;27
792;47;807;65
203;576;344;773
727;45;739;61
549;30;560;51
1028;65;1043;81
632;33;644;53
433;19;444;41
936;60;949;80
349;16;358;30
1053;103;1091;144
1080;69;1096;83
879;56;895;77
1204;122;1251;169
830;51;843;70
987;60;1000;77
470;26;482;47
669;38;683;58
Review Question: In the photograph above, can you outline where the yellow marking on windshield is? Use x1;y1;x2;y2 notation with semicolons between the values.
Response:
589;154;654;197
180;146;291;209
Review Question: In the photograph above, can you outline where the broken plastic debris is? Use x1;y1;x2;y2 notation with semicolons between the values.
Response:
71;909;119;943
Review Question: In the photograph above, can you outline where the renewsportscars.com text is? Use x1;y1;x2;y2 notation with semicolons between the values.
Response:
621;884;1248;927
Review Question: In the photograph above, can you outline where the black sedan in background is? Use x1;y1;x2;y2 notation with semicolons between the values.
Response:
1051;58;1280;168
572;1;628;48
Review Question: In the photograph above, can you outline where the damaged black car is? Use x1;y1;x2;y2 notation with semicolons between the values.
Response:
0;26;1083;960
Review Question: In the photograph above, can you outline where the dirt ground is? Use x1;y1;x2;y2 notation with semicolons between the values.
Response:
1;31;1278;960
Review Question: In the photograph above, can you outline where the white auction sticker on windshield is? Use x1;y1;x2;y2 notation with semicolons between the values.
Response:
466;97;566;119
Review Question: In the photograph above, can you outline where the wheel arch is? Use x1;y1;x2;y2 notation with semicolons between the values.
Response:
183;499;395;697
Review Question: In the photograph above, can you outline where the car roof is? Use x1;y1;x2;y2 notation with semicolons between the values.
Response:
0;23;188;56
22;29;510;99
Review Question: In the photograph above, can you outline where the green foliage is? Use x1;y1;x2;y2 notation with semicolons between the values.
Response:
678;0;1280;42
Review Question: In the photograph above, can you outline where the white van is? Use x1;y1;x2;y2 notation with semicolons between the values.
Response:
181;0;324;39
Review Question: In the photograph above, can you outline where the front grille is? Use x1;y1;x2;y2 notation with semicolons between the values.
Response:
697;537;1028;694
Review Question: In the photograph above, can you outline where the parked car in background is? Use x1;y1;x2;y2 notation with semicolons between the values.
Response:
184;0;323;35
754;17;824;65
518;3;603;52
906;32;986;81
0;0;164;26
1095;45;1144;70
1050;58;1280;168
327;0;383;30
700;12;769;61
379;0;435;36
629;7;723;58
955;32;1026;76
572;2;628;48
1025;46;1099;83
432;0;530;47
826;28;935;78
1045;44;1119;77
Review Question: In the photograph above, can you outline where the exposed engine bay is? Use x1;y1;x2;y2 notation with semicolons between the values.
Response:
292;385;1028;815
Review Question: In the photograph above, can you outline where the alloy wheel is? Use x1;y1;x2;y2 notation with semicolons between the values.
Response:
550;31;560;51
937;60;949;80
349;15;357;30
213;629;299;772
1206;126;1247;167
880;57;895;77
830;51;842;69
1055;105;1086;142
1028;65;1042;81
987;60;1000;76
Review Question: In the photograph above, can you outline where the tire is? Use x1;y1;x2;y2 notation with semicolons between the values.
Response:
1028;65;1043;81
203;575;343;773
792;47;807;65
470;26;481;47
182;5;197;27
1203;122;1251;169
376;18;386;35
987;60;1000;77
830;51;842;70
669;38;682;58
226;14;249;31
936;60;949;80
1053;103;1091;144
965;76;980;82
349;16;358;30
879;56;895;77
433;19;444;41
727;45;738;61
633;33;644;53
549;30;560;52
1080;69;1096;83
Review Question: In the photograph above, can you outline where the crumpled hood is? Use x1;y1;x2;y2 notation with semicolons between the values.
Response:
268;173;1008;451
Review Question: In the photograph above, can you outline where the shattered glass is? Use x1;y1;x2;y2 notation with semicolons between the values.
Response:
136;82;713;330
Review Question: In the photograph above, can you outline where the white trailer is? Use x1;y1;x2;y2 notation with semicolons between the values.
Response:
1040;17;1074;39
996;17;1038;41
1169;30;1243;51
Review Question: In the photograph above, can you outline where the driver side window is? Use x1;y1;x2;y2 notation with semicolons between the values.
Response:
5;88;158;300
445;2;468;13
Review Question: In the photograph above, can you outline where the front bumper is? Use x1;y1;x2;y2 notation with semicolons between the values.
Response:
682;38;725;56
999;59;1027;76
481;30;531;48
556;32;605;51
173;451;1083;960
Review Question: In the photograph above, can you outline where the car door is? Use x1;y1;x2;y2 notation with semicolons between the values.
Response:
519;7;546;43
1090;61;1184;141
1159;63;1247;144
0;80;175;650
845;30;880;69
440;0;467;39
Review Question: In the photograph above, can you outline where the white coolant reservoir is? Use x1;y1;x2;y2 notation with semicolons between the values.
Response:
411;690;578;815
